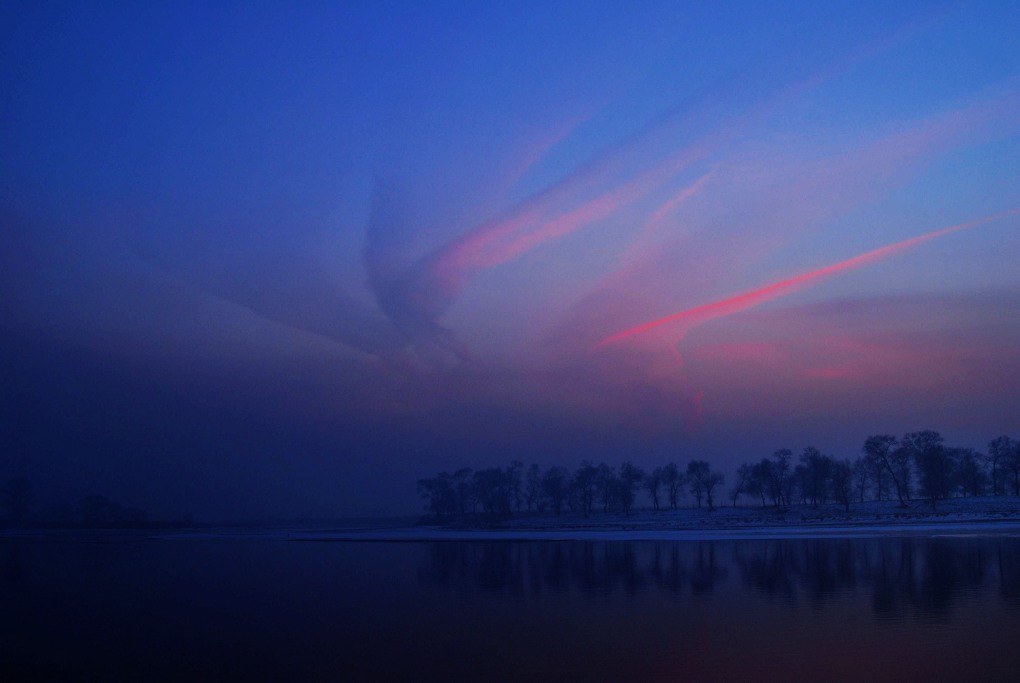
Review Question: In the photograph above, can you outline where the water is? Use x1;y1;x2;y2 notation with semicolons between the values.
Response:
3;534;1020;680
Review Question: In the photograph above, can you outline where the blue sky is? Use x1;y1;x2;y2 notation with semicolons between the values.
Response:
2;1;1018;518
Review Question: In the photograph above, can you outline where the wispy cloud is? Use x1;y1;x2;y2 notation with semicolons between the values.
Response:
359;30;915;354
597;209;1019;346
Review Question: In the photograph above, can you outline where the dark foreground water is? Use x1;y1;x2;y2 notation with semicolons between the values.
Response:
3;534;1020;681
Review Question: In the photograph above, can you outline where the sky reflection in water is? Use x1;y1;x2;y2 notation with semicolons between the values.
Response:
2;536;1020;680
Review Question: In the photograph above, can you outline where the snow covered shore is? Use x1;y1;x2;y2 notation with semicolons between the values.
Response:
290;521;1020;542
9;498;1020;543
294;496;1020;542
489;495;1020;529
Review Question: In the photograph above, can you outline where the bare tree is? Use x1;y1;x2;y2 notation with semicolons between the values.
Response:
1014;440;1020;496
794;462;811;505
687;461;708;508
524;464;541;512
704;470;724;511
746;462;766;507
417;473;456;520
986;436;1015;496
730;463;751;507
756;450;793;510
661;462;684;509
618;462;645;515
955;448;987;497
851;456;869;503
507;461;524;513
864;435;910;507
830;460;853;513
571;461;598;517
541;467;569;515
473;468;513;515
866;448;890;501
799;447;832;507
644;468;663;511
687;461;723;511
902;431;950;510
754;457;783;510
771;449;793;508
596;463;616;512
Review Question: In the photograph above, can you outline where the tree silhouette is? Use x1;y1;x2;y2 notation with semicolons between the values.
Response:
415;430;1019;520
956;448;987;497
644;468;663;511
731;463;752;507
703;470;724;511
864;435;910;507
770;449;793;508
687;461;708;508
541;467;569;515
661;462;683;509
902;431;950;510
798;447;832;507
830;460;853;513
865;448;890;501
687;461;723;510
986;436;1015;496
571;461;598;516
618;462;645;515
417;473;456;520
1015;440;1020;496
596;463;616;513
852;457;869;503
525;464;542;512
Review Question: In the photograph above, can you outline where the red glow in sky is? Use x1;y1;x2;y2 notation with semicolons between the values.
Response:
598;209;1019;347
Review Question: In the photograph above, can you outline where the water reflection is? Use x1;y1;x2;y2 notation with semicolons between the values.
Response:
420;538;1020;617
3;535;1020;680
419;541;728;599
732;539;997;618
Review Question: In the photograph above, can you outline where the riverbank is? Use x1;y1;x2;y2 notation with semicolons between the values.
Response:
478;495;1020;531
6;497;1020;542
296;496;1020;541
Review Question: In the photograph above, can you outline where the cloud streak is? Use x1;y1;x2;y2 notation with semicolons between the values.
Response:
363;26;926;351
597;208;1020;346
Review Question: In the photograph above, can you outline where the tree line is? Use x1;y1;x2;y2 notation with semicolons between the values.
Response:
0;477;171;529
418;459;726;519
417;432;1020;519
734;431;1020;513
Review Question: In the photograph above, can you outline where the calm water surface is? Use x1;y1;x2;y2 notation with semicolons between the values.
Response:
3;534;1020;680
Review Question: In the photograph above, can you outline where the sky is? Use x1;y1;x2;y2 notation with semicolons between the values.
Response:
2;1;1019;520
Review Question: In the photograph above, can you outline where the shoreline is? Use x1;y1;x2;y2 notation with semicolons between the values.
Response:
4;520;1020;542
7;498;1020;542
286;517;1020;542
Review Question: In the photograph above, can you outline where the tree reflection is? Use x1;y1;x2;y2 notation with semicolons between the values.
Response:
998;543;1020;606
732;538;1010;618
419;538;1020;616
418;541;726;600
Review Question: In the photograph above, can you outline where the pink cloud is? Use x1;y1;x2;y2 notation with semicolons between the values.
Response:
497;112;595;197
647;170;715;227
597;208;1019;346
